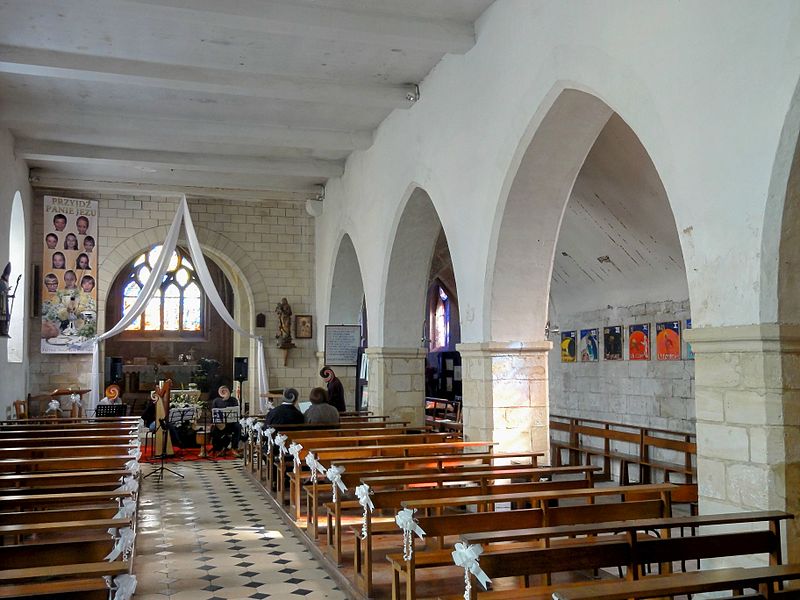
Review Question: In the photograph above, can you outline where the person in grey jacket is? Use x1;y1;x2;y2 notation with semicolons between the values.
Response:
304;387;340;426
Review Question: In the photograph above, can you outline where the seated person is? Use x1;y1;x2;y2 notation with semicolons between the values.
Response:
99;384;122;405
304;387;340;425
265;388;304;426
210;385;242;457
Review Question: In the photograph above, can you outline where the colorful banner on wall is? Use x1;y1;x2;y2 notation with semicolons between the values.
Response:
656;321;681;360
603;325;623;360
560;331;576;362
579;328;598;362
685;319;694;360
41;196;98;354
628;323;650;361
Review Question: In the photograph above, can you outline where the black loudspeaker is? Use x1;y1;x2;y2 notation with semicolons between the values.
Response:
234;356;249;381
105;357;124;386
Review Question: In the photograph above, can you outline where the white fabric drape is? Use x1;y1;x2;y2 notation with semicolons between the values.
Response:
89;196;269;410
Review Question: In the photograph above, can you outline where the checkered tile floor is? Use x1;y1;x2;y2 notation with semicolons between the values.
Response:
135;461;347;600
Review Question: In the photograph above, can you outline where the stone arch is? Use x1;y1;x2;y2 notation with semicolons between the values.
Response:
6;191;25;362
382;185;450;348
327;232;366;334
98;221;265;400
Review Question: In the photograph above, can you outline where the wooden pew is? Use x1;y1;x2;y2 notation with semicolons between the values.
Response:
436;510;792;600
0;470;131;493
0;490;135;511
389;497;670;600
0;444;136;460
304;452;549;538
0;435;135;446
550;414;695;486
278;432;460;510
351;477;603;597
0;455;134;474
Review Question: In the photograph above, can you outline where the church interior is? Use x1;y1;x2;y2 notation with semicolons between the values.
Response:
1;1;800;599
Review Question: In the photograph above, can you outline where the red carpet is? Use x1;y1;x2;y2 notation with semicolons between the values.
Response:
141;443;241;462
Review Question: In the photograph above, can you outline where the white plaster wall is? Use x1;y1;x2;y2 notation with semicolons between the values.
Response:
315;2;800;343
549;299;695;434
0;127;32;417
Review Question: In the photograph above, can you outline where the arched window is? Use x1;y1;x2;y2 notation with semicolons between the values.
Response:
429;284;450;351
121;245;204;336
7;191;25;362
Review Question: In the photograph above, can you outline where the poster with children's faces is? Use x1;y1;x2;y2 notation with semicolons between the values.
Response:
41;196;98;354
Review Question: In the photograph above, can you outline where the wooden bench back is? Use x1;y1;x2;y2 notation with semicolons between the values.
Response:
0;538;116;568
0;506;119;525
314;441;493;461
0;444;135;459
0;455;132;473
331;452;541;472
418;508;544;538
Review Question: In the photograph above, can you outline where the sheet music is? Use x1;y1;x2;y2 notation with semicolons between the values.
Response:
212;406;239;423
169;407;196;423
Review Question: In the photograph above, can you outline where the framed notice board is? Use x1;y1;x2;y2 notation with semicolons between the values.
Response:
324;325;361;366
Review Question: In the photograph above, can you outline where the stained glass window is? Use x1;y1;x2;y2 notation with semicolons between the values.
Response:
120;245;205;335
429;284;450;351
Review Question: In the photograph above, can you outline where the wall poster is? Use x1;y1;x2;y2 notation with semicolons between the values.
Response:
41;196;98;354
560;330;577;363
685;319;694;360
603;325;623;360
579;328;598;362
656;321;681;360
628;323;650;361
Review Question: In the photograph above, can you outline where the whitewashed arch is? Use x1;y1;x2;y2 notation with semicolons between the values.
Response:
381;185;449;348
327;232;365;332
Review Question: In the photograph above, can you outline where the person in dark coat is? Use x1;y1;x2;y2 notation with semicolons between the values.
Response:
320;366;346;413
265;388;304;425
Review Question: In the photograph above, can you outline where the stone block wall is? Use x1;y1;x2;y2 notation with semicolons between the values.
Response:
27;189;321;401
549;299;695;433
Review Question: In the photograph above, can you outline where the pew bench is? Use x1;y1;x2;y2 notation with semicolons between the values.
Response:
387;497;670;600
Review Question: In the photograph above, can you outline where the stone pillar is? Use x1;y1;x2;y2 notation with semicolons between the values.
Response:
457;341;552;456
365;347;426;426
685;324;800;562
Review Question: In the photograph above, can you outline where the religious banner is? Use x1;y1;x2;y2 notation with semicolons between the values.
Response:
41;195;98;354
628;323;650;361
603;325;623;360
579;328;598;362
656;321;681;360
560;330;576;363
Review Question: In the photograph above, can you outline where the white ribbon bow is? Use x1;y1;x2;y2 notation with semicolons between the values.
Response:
274;433;288;457
253;421;264;434
288;442;303;469
239;418;248;432
305;452;326;484
70;393;82;407
325;465;347;502
124;459;140;474
109;574;138;600
105;526;136;561
127;447;142;461
115;475;139;497
45;399;61;413
131;437;141;448
355;483;374;539
264;427;276;446
395;508;426;561
108;498;137;536
245;416;255;430
452;541;491;599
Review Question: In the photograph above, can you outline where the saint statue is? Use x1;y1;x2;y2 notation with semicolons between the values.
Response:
275;297;293;347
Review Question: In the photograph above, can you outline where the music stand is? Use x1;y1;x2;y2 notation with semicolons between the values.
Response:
94;404;127;418
144;418;183;482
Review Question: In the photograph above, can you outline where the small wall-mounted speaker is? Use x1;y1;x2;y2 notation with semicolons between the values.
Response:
234;356;249;381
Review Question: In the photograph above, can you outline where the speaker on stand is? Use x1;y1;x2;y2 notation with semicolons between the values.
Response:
234;357;248;414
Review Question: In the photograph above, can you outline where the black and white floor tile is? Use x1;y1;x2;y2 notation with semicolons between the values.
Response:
135;461;346;600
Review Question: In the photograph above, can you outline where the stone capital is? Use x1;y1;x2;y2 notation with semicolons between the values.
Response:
684;323;800;354
456;340;553;357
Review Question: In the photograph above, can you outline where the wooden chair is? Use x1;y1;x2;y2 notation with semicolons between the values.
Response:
12;400;27;420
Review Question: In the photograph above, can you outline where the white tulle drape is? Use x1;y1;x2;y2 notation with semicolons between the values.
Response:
89;196;269;410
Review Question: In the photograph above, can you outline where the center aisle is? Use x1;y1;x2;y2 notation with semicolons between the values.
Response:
134;460;347;600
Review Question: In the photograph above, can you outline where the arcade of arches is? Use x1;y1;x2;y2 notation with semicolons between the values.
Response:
0;1;799;565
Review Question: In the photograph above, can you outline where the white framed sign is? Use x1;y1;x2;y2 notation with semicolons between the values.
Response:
324;324;361;366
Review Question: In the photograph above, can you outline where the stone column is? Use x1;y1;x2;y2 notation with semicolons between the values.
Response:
685;324;800;562
365;347;426;426
457;341;552;456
